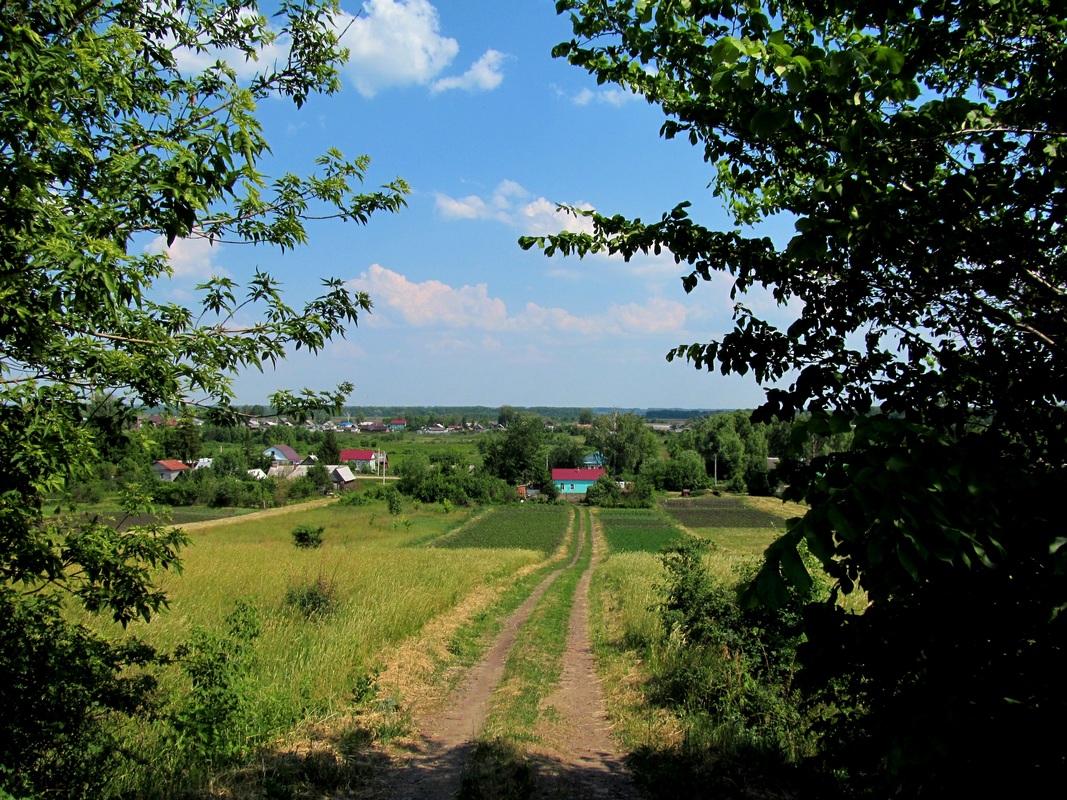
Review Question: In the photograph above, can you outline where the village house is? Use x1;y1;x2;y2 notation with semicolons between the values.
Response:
552;467;607;495
152;460;189;481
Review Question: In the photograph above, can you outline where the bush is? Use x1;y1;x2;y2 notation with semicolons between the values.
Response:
171;601;261;763
335;489;371;506
291;524;325;549
0;591;159;798
651;537;816;764
585;474;623;507
285;573;337;619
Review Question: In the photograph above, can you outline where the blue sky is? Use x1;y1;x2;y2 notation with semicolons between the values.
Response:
154;0;798;410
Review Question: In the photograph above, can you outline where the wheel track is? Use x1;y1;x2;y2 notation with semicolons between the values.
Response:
384;508;586;800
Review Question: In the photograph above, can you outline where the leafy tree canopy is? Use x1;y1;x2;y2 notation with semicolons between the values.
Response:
584;411;659;475
0;1;407;793
526;0;1066;791
479;413;547;484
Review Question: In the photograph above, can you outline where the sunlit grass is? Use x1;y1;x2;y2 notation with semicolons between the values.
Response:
84;499;552;796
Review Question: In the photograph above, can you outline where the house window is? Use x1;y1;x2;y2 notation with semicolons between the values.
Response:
570;484;574;490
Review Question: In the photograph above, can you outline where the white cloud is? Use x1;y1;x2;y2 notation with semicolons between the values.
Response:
337;0;459;97
553;84;637;107
351;264;508;328
435;180;593;237
431;49;507;93
348;264;688;336
145;232;225;280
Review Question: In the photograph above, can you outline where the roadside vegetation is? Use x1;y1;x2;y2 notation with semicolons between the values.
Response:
591;496;839;799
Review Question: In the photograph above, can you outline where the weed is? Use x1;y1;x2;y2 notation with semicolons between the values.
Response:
171;600;262;764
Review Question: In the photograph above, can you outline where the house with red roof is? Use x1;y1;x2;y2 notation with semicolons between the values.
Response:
152;460;190;482
552;468;607;495
339;449;386;472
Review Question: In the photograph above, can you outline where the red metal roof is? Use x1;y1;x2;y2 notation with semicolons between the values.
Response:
154;460;189;471
340;449;376;462
551;468;606;482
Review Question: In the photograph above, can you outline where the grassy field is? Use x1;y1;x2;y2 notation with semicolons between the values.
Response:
91;497;562;796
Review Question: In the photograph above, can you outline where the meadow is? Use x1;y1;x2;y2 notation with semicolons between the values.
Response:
93;498;564;796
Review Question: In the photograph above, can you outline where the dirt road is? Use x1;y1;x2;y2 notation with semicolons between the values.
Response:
383;508;639;799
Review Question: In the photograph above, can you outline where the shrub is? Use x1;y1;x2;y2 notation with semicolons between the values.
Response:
171;601;262;763
285;573;337;619
335;489;371;506
291;524;325;549
585;474;623;507
0;591;159;798
651;537;816;764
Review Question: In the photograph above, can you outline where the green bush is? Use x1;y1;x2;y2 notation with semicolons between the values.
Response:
0;591;159;798
171;601;261;764
335;489;371;506
291;524;325;549
285;574;337;619
651;537;816;764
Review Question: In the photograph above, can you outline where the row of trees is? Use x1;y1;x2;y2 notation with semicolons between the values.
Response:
474;409;789;497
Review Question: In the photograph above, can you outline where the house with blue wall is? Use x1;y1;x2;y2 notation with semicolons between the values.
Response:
552;468;607;495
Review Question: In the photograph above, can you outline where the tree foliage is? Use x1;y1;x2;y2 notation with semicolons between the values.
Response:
478;413;547;484
0;1;407;793
584;411;659;475
528;0;1067;790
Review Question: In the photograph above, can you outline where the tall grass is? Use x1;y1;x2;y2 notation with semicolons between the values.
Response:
87;500;548;797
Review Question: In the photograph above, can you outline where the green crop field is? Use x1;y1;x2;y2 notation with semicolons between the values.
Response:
429;504;569;554
597;508;684;554
660;495;789;555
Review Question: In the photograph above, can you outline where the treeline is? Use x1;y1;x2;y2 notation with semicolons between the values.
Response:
391;409;847;508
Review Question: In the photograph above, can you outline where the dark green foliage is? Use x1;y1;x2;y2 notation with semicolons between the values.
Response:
653;538;814;763
584;474;623;507
291;524;325;549
307;463;331;491
646;449;708;492
584;412;659;475
532;0;1067;788
172;601;262;763
0;591;159;798
386;488;403;516
285;574;337;619
335;489;372;507
478;414;547;484
397;454;513;505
